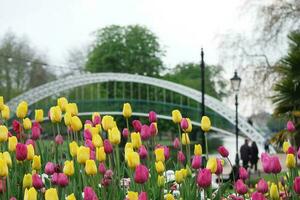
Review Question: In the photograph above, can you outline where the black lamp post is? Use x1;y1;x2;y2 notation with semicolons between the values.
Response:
230;71;241;166
200;48;206;154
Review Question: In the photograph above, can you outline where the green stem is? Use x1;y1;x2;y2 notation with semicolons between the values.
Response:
177;124;182;151
205;132;209;160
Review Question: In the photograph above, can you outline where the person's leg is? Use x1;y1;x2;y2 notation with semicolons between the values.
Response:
255;162;257;171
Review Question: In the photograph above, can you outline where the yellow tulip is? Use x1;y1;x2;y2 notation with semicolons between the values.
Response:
181;133;190;145
175;170;184;183
102;115;114;131
66;193;76;200
85;160;97;175
0;96;3;111
127;151;140;168
0;125;8;142
131;132;142;149
23;173;32;188
32;155;41;170
71;116;82;131
92;134;103;147
165;194;175;200
16;101;28;118
65;103;78;116
92;112;101;122
282;141;291;153
77;146;90;164
24;187;37;200
286;153;296;168
45;188;58;200
127;191;138;200
63;160;74;176
0;157;8;177
27;144;35;160
69;141;78;157
270;183;279;199
34;109;44;122
91;127;99;136
201;116;211;132
155;161;165;174
1;105;10;120
84;123;92;131
125;147;134;162
122;103;132;118
172;109;182;123
96;147;106;162
206;157;217;173
108;127;121;145
50;106;62;123
8;136;17;152
23;118;32;130
64;112;72;126
181;168;188;178
155;148;165;162
96;124;102;134
3;152;12;167
194;144;202;155
185;118;192;132
57;97;68;111
157;175;165;187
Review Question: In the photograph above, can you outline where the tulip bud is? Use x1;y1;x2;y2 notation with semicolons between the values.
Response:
201;116;211;132
175;170;184;184
63;160;74;176
55;134;64;145
64;112;72;126
92;112;101;125
261;153;272;173
149;123;157;136
197;168;211;188
177;151;185;163
23;118;32;130
69;141;78;157
287;146;295;154
122;128;129;138
23;173;32;188
173;138;180;149
251;191;266;200
45;188;59;200
239;167;248;180
215;159;223;175
218;146;229;157
286;153;296;168
96;147;106;162
157;175;165;187
32;174;44;189
0;157;8;177
102;115;114;131
139;192;148;200
8;136;17;152
287;120;295;132
131;132;142;149
270;183;279;199
235;179;247;195
127;151;140;169
180;118;189;130
32;155;41;170
57;173;69;187
34;109;44;123
83;186;98;200
132;120;142;132
127;191;138;200
31;126;41;140
192;155;202;169
0;126;8;142
26;144;34;160
122;103;132;118
155;161;165;174
283;141;291;153
85;160;97;175
155;148;165;162
108;127;121;145
1;105;10;120
257;178;268;194
77;146;90;164
138;145;148;159
24;187;37;200
16;101;28;119
206;157;217;173
164;146;170;160
134;164;149;184
92;134;103;148
16;143;27;161
181;133;190;145
49;106;62;123
66;193;76;200
103;139;113;154
98;163;106;174
140;125;151;141
65;103;78;116
148;111;157;123
194;144;202;156
294;176;300;194
172;110;182;124
0;97;3;111
57;97;68;111
71;116;82;132
271;156;281;174
45;162;55;175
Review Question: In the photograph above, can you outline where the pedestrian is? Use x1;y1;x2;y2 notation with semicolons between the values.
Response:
240;139;250;169
250;141;259;172
264;140;270;153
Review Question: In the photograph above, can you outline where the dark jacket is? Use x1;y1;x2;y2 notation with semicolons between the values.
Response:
250;145;259;164
240;144;250;161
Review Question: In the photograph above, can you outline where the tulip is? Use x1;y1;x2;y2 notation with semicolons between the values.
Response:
90;150;95;160
134;164;149;184
65;103;78;116
172;109;182;123
180;118;189;130
140;125;151;140
16;143;27;161
23;118;32;130
3;152;11;167
191;155;202;169
165;194;175;200
92;112;101;125
66;193;76;200
26;144;34;160
149;123;158;136
77;146;90;164
8;136;17;152
0;97;3;110
294;176;300;194
12;120;21;134
287;146;295;154
122;128;129;138
138;192;148;200
181;133;190;145
85;160;97;175
71;116;82;131
23;173;32;188
55;134;64;145
57;97;68;111
271;156;281;174
51;173;59;185
96;147;106;162
149;111;157;123
108;127;121;145
138;145;148;159
206;157;217;173
34;109;43;123
31;126;41;140
218;146;229;157
131;132;142;149
132;120;142;132
261;153;272;173
63;160;74;176
92;134;103;148
287;120;295;132
98;163;106;174
83;129;92;140
270;183;279;199
194;144;202;155
235;179;247;195
239;167;248;180
127;151;140;168
45;188;59;200
157;175;165;187
155;148;165;162
286;153;296;168
283;141;291;153
164;146;170;160
215;158;223;175
0;157;8;177
201;116;211;132
64;112;72;126
173;138;180;149
16;101;28;118
175;170;184;184
197;168;211;188
257;179;268;194
57;173;69;187
103;139;113;154
251;191;266;200
83;186;98;200
177;151;185;163
0;126;8;142
127;191;138;200
123;103;132;118
24;187;37;200
49;106;62;123
32;155;41;170
102;115;114;131
1;105;10;120
26;139;35;148
155;161;165;174
32;174;44;189
45;162;55;175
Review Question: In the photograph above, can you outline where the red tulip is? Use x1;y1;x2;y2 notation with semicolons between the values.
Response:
84;129;92;140
191;155;202;169
16;143;27;161
149;123;157;136
122;128;129;138
164;146;170;160
93;115;101;125
294;176;300;194
140;125;151;140
103;139;113;154
45;162;55;175
31;126;41;140
12;120;21;134
134;164;149;184
251;192;266;200
235;179;247;195
287;120;295;132
98;163;106;174
271;156;281;174
55;134;64;145
215;159;223;175
173;138;180;149
177;151;185;163
51;173;59;185
261;153;272;173
132;120;142;132
138;145;148;159
180;118;189;130
148;111;157;123
257;179;268;194
84;186;98;200
287;146;295;154
32;174;44;189
239;167;248;180
218;146;229;157
138;192;148;200
197;168;211;188
57;173;69;187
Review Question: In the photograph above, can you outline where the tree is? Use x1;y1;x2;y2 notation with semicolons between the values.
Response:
0;32;55;100
85;25;164;75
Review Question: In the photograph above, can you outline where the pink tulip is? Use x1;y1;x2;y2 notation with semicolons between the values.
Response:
9;197;16;200
197;168;211;188
257;179;268;194
57;173;69;187
55;134;64;145
31;126;41;140
138;145;148;159
132;120;142;132
173;138;180;149
12;120;21;133
149;123;157;136
271;156;281;174
101;177;112;187
287;146;295;154
215;159;223;175
287;120;295;132
32;121;42;129
218;146;229;157
294;177;300;194
191;155;202;169
164;146;170;160
16;143;27;161
85;120;93;126
93;115;101;125
148;111;157;123
90;150;96;160
85;139;95;151
134;164;149;184
104;139;113;154
51;173;59;185
177;151;185;163
138;192;148;200
251;192;266;200
261;153;272;173
140;125;151;140
228;195;244;200
84;186;98;200
239;167;248;180
180;118;189;130
84;129;92;140
98;163;106;174
104;169;113;179
45;162;55;175
25;139;36;148
235;179;247;195
32;174;44;189
122;128;129;138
